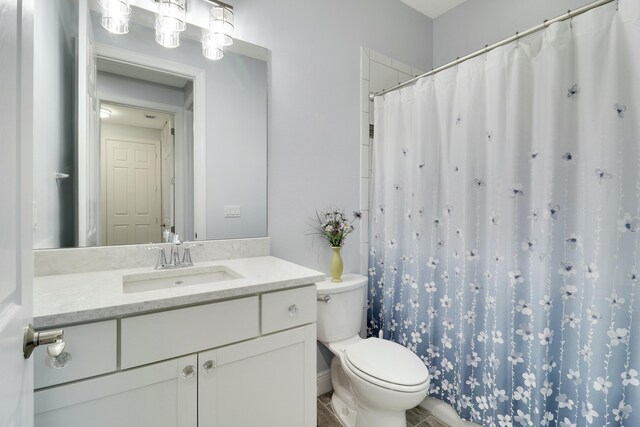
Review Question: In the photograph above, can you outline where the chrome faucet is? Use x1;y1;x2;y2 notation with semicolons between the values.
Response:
149;237;202;270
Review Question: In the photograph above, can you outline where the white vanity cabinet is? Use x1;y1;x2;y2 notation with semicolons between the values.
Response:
34;285;317;427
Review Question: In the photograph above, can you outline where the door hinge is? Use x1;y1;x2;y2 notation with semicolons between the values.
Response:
171;128;175;136
369;124;374;139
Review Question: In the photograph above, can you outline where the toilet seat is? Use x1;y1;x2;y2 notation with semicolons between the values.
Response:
342;338;429;393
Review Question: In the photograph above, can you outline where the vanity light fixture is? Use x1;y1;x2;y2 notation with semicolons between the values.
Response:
200;0;234;60
98;0;131;34
100;107;112;118
208;2;234;46
201;29;224;60
155;0;187;48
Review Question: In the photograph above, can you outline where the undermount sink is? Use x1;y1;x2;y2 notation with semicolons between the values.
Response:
123;265;243;293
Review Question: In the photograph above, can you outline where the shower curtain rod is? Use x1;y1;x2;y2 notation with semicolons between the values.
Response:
370;0;617;101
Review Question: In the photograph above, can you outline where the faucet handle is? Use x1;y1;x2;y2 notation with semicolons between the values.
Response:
181;243;202;267
148;246;168;270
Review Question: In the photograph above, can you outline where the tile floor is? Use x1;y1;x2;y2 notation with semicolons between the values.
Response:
316;392;449;427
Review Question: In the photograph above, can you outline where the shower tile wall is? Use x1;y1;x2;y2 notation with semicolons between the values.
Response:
359;48;424;275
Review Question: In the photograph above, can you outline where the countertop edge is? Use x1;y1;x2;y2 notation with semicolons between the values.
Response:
34;273;326;328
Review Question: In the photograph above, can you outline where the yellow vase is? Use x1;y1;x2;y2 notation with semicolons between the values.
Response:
330;246;343;283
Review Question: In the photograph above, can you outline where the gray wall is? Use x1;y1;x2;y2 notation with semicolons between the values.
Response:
33;0;77;249
433;0;596;67
231;0;433;284
97;71;186;107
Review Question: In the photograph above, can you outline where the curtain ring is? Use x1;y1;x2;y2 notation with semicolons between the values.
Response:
515;32;519;49
484;44;489;61
568;9;573;28
456;57;460;73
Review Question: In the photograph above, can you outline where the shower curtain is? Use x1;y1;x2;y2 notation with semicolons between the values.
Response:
369;4;640;426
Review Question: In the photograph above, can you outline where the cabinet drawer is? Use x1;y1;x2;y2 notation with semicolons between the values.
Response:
261;286;316;334
121;296;259;369
34;320;117;389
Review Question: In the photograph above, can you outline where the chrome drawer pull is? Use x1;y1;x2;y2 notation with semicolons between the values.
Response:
202;360;216;374
288;304;299;318
317;295;331;303
182;365;196;380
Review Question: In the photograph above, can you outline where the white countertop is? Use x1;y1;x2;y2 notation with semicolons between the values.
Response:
34;256;325;328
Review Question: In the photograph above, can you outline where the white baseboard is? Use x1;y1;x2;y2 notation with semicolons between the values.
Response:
317;369;332;396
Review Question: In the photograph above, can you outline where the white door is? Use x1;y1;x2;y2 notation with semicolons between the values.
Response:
0;0;34;425
105;138;161;245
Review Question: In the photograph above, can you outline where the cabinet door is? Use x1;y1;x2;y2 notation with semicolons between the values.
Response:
35;355;197;427
198;324;316;427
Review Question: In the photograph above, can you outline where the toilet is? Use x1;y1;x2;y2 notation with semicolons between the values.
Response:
316;274;429;427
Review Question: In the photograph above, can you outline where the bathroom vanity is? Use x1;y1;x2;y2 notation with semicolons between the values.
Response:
32;239;324;427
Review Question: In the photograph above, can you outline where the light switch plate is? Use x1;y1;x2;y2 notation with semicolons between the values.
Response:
224;205;241;218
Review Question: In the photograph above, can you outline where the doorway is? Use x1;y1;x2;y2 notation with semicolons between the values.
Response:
99;103;174;245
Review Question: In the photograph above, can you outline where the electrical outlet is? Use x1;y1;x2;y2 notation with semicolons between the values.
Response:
224;205;241;218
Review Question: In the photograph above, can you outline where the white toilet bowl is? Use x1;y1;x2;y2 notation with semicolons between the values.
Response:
316;275;429;427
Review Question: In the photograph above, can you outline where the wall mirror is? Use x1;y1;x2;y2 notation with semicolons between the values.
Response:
33;0;268;249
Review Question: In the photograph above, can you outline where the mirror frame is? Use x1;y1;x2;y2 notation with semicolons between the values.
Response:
95;43;207;240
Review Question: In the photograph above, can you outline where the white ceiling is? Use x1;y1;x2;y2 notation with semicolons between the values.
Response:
101;103;171;130
400;0;468;18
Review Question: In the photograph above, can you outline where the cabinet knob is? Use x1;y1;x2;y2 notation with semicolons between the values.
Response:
182;365;196;380
202;360;216;374
288;304;299;318
49;351;72;369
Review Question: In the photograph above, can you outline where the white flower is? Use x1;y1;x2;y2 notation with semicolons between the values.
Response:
559;418;576;427
508;351;524;365
492;330;504;344
556;394;574;410
466;249;479;261
613;400;632;421
394;302;404;312
411;331;422;344
565;233;582;249
605;292;625;308
581;401;598;424
593;376;612;393
516;324;534;341
516;300;532;316
559;262;576;278
424;281;436;293
497;414;513;427
466;352;481;368
477;331;487;342
513;386;530;403
427;257;439;269
540;380;553;397
466;376;479;389
541;411;554;426
621;369;640;386
476;396;489;411
387;239;396;248
538;328;554;345
522;372;536;388
618;213;640;233
542;358;556;372
509;184;524;199
585;263;599;281
564;313;580;328
608;328;629;346
440;295;452;308
521;239;536;252
560;284;578;300
509;270;524;285
468;282;481;294
539;295;552;311
567;369;582;385
586;307;602;324
514;409;532;426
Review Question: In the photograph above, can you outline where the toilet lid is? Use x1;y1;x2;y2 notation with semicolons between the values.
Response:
344;338;429;387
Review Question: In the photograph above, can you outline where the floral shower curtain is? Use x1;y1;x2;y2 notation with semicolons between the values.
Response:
368;4;640;426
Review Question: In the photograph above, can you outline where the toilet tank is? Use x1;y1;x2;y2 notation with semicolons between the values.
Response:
316;274;368;343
